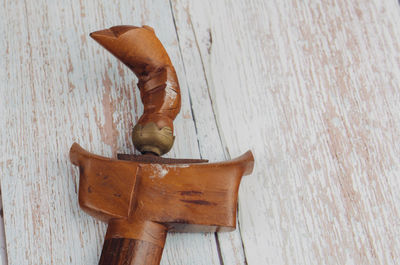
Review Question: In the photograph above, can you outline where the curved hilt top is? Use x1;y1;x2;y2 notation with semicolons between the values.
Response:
90;25;181;156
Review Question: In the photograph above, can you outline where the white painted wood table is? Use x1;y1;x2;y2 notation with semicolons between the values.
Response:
1;0;400;264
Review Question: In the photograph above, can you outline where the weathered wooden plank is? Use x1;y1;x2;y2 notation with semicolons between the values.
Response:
170;1;247;264
0;0;221;264
173;0;400;264
2;0;400;264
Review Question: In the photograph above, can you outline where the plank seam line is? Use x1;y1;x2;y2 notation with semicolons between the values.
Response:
168;1;224;265
0;191;9;265
185;4;250;265
186;12;231;160
169;1;248;264
214;233;225;265
168;0;203;159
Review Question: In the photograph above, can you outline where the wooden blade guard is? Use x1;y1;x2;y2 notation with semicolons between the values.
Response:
70;143;254;265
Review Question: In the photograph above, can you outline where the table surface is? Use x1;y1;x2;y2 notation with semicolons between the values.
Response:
1;0;400;264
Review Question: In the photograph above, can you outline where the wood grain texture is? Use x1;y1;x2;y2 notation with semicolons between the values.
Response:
1;0;400;264
169;1;248;264
90;25;181;156
171;0;400;264
99;238;164;265
0;0;220;264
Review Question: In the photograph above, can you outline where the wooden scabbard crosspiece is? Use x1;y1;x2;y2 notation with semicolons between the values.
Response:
70;25;255;265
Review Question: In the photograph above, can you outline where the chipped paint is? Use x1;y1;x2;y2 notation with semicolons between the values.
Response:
149;164;169;179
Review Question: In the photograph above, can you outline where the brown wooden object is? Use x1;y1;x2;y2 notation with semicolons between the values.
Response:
70;143;253;265
90;25;180;156
70;25;254;265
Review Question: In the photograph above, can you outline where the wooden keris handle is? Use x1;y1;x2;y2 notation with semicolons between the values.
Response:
90;25;181;156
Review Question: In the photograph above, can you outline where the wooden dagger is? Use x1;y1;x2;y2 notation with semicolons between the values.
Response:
70;25;254;265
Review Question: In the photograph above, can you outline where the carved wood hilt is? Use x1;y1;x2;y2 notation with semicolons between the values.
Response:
90;25;181;156
70;25;255;265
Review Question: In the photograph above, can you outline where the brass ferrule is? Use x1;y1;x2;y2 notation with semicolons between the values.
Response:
132;122;174;156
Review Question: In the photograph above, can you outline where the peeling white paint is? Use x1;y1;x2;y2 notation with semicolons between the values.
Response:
149;164;169;179
165;80;179;108
1;0;400;265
